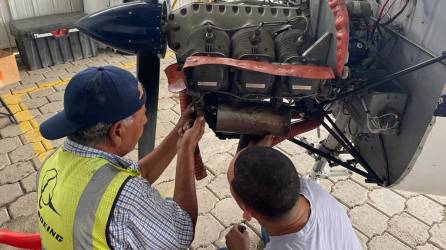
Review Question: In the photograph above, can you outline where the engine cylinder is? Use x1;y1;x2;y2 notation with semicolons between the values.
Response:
231;27;275;94
274;29;320;96
274;29;309;63
183;25;231;91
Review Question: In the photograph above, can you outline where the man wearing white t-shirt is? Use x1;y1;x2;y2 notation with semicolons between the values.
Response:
224;146;362;250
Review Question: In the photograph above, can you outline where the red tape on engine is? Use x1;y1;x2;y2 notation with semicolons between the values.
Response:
184;56;335;79
329;0;350;76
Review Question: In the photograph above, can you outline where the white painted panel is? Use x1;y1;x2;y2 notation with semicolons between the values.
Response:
52;0;72;13
33;0;54;16
109;0;123;6
0;0;14;49
83;0;108;14
393;116;446;196
8;0;83;19
70;0;83;12
8;0;36;19
83;0;123;14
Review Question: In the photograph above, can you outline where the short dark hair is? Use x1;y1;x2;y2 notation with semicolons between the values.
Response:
67;122;112;147
231;146;300;218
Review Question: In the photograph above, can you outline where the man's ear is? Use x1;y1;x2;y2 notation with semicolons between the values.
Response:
242;205;253;221
108;122;123;146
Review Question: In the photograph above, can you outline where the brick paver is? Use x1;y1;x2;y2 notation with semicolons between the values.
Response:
368;233;411;250
0;162;34;184
0;183;23;207
0;154;9;169
20;172;37;193
197;188;219;215
430;222;446;249
368;188;406;217
208;174;232;199
8;192;37;219
192;214;225;249
211;198;243;227
388;213;430;247
0;138;21;154
9;144;36;163
406;195;445;225
0;50;445;250
0;207;9;225
1;123;32;138
350;204;389;238
22;97;49;109
332;179;369;208
417;244;442;250
39;101;63;114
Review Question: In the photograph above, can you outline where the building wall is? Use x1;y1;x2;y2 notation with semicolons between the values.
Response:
0;0;13;49
0;0;83;49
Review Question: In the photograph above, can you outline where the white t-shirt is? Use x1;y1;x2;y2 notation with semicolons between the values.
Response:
264;177;362;250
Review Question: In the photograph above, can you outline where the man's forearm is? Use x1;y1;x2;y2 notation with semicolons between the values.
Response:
173;147;198;228
138;126;180;183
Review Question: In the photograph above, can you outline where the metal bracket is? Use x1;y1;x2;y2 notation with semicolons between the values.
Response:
302;32;332;65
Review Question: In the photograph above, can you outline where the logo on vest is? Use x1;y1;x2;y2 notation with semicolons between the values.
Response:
39;169;60;215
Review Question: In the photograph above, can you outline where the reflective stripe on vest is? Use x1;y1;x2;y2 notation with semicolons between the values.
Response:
73;164;120;249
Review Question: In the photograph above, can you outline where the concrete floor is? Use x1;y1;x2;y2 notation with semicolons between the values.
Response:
0;49;445;249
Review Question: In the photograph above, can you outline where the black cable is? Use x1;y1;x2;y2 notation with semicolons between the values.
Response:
379;0;410;26
383;0;399;19
370;0;393;43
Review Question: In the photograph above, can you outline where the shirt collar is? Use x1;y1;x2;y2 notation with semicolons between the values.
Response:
63;138;139;171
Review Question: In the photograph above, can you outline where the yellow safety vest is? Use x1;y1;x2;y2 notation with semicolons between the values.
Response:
36;147;139;250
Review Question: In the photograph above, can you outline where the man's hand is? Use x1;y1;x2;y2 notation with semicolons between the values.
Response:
177;104;195;130
225;225;250;250
177;116;205;152
174;116;205;229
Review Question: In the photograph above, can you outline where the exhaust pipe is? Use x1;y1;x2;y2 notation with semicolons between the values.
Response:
215;104;290;136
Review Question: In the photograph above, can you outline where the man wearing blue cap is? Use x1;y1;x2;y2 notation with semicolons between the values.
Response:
37;65;205;249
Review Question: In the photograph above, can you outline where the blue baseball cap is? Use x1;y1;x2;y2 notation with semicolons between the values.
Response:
40;66;146;140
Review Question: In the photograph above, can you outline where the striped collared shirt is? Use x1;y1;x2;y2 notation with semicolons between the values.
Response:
64;139;193;249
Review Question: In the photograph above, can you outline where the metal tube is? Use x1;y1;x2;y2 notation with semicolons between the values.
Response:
271;118;321;146
326;51;446;104
137;52;160;159
375;18;446;66
216;104;290;136
288;138;370;179
320;120;381;183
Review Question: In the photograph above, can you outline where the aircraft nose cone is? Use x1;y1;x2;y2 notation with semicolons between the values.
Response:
75;1;164;54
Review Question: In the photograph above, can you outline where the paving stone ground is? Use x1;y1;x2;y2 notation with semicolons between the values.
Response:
0;49;445;250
